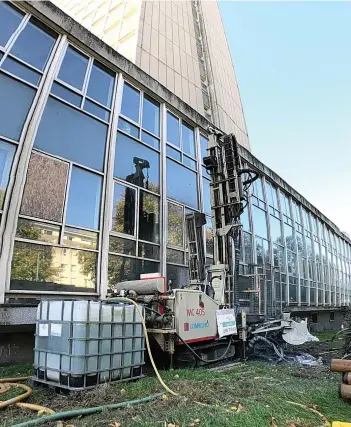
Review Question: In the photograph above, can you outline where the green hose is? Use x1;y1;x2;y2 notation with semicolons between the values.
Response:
12;392;164;427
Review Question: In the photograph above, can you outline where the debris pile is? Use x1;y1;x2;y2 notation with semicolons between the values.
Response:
248;335;322;366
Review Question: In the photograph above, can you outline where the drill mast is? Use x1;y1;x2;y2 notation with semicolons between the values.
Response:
186;132;258;308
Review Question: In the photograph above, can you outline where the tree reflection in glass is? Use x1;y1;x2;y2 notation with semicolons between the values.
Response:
139;191;159;244
167;203;183;248
112;183;135;236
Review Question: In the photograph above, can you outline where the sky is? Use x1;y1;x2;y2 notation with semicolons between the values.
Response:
219;1;351;236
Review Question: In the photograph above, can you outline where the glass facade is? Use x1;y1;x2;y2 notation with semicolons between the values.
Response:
0;3;350;312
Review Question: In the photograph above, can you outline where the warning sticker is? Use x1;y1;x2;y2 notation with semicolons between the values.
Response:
38;323;49;337
216;309;237;338
51;323;62;337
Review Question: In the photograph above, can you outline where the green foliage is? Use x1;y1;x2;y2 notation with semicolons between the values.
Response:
77;250;97;281
16;220;41;241
11;222;60;282
108;255;135;287
11;241;59;282
334;307;351;356
0;188;5;210
167;203;184;247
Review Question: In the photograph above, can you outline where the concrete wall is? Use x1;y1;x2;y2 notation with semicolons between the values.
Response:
311;311;343;333
292;310;343;333
0;326;35;365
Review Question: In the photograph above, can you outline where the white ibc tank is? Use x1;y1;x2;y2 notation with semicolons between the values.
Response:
34;300;145;391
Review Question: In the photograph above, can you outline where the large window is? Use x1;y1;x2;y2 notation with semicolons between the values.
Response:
20;152;69;222
11;41;115;293
167;264;189;289
0;8;56;141
35;44;115;172
35;97;108;171
291;200;303;233
199;135;213;261
200;135;211;215
111;182;160;244
65;167;102;230
252;177;265;209
280;191;293;225
11;243;97;292
270;215;282;245
108;255;159;286
167;202;186;266
0;3;25;48
0;4;58;226
0;4;54;163
119;82;160;150
12;151;102;293
266;182;279;215
0;140;16;210
166;112;197;170
108;179;160;282
110;84;161;283
252;206;267;239
166;159;198;210
114;132;160;193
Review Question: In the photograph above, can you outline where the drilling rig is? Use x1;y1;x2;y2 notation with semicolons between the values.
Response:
111;131;313;366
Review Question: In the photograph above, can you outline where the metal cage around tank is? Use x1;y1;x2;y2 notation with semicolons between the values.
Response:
33;299;145;391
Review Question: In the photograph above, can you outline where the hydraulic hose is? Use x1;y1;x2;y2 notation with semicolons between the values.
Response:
12;392;164;427
176;332;233;364
105;297;178;396
239;168;259;186
248;335;285;361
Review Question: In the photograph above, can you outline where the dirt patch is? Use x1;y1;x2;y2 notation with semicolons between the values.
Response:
291;337;344;365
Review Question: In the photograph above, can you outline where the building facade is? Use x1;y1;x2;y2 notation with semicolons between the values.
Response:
50;0;250;149
0;1;350;356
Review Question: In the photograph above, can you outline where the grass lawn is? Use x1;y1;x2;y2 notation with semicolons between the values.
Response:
1;359;351;427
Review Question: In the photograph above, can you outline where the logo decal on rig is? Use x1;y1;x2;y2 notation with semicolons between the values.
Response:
184;321;209;332
190;320;209;329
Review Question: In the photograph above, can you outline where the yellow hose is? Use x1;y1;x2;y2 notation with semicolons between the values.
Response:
107;297;178;396
0;378;55;415
0;383;32;409
0;377;31;383
17;403;55;415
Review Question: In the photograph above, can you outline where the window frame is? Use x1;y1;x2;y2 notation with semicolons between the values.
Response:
109;178;161;261
166;108;197;171
9;35;118;295
51;43;115;124
0;9;57;91
118;80;161;150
